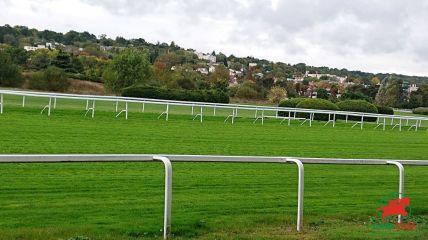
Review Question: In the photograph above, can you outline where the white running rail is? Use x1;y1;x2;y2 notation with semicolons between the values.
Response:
0;89;427;131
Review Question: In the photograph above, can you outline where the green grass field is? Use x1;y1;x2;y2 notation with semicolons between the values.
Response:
0;94;428;240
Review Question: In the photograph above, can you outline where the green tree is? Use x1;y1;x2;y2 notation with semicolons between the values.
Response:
52;51;73;72
4;47;29;65
29;50;51;70
317;88;329;99
208;65;229;90
103;49;152;92
0;51;23;87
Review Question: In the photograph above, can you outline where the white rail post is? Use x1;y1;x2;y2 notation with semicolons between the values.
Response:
200;107;203;123
191;105;194;115
125;102;128;120
0;93;3;114
399;118;402;131
115;100;119;113
360;115;364;130
261;110;265;125
333;113;336;127
166;104;169;121
48;98;52;116
213;105;216;116
142;102;145;112
383;117;386;131
231;108;235;124
22;96;25;107
386;161;404;223
255;108;258;118
285;158;304;232
53;97;57;109
288;111;291;126
91;100;95;118
153;156;173;240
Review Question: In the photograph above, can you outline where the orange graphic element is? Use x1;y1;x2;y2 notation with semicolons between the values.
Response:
394;222;417;230
376;197;410;222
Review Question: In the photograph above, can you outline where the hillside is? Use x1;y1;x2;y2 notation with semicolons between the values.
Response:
2;24;428;109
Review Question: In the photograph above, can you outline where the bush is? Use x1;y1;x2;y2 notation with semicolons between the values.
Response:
0;51;23;87
235;85;259;99
278;98;306;117
122;85;229;103
413;107;428;115
336;100;378;122
29;66;70;92
228;85;239;97
376;105;394;115
295;98;339;121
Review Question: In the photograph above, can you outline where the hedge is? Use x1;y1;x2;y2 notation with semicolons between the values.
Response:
336;100;378;122
413;107;428;115
277;98;306;117
295;98;339;121
122;85;230;103
376;105;394;115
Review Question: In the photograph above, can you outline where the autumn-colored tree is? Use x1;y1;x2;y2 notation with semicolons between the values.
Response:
375;77;402;107
268;86;287;104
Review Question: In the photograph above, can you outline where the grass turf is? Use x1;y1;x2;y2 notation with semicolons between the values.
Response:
0;94;428;239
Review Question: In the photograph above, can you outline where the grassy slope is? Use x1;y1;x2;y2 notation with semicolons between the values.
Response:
0;95;428;239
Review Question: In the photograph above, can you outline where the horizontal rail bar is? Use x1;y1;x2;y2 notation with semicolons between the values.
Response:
0;154;427;165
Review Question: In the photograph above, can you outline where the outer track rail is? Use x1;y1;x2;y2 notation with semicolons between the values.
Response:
1;90;427;130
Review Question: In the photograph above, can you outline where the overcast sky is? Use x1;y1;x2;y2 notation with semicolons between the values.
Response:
1;0;428;76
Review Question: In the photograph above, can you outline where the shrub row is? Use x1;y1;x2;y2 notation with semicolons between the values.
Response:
376;105;394;115
277;98;306;117
296;98;339;121
122;85;230;103
336;100;378;122
413;107;428;115
278;98;394;122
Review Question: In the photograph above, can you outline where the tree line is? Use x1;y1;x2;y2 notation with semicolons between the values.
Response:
2;24;428;109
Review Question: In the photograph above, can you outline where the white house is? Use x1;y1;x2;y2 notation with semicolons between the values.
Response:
208;65;216;73
46;42;56;49
195;52;216;63
305;71;347;83
196;68;208;75
248;63;257;68
408;84;419;94
24;46;38;51
23;45;46;51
